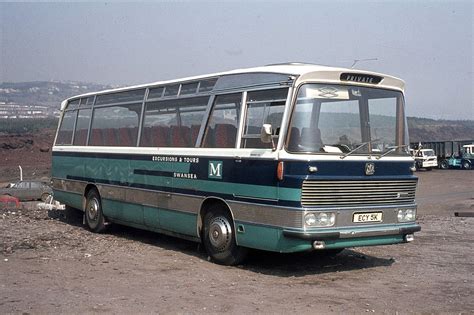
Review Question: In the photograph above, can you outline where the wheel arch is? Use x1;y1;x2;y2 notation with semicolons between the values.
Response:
197;197;236;240
82;183;100;211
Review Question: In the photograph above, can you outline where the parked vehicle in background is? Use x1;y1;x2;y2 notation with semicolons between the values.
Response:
0;194;20;209
410;148;438;171
0;180;53;201
440;144;474;170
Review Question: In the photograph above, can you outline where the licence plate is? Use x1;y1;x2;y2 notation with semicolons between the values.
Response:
353;212;383;223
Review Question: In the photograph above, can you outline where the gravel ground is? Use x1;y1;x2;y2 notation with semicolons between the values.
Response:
1;169;473;314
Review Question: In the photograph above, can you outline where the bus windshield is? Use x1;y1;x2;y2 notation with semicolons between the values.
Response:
287;83;409;156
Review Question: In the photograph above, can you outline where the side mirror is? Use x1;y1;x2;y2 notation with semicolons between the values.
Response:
260;124;273;144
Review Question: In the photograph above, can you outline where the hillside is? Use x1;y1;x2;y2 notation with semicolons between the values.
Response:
0;81;114;108
407;117;474;142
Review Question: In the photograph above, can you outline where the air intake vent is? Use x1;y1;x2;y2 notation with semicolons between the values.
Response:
301;180;416;207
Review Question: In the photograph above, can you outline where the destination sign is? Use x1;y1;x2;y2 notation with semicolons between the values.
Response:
340;73;383;84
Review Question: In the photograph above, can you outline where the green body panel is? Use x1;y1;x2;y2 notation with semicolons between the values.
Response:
235;222;313;252
53;190;83;210
143;205;160;228
102;199;144;225
158;209;198;237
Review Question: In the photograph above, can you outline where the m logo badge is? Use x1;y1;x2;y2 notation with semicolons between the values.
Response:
208;161;223;179
365;162;375;176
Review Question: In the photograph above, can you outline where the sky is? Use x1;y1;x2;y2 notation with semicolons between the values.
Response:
0;1;472;120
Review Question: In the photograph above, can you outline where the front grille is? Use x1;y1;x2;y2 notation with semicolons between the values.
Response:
301;180;417;207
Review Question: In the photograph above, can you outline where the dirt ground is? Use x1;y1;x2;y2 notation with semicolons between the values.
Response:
1;162;473;313
0;129;54;182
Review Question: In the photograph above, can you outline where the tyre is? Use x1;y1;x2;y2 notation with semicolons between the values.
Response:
414;162;421;171
84;189;107;233
202;205;248;265
462;161;471;170
440;160;449;169
41;193;51;202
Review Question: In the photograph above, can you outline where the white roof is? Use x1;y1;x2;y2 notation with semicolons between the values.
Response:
61;63;405;110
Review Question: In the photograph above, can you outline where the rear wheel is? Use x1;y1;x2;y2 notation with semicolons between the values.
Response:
440;160;449;169
84;189;107;233
202;205;247;265
462;161;471;170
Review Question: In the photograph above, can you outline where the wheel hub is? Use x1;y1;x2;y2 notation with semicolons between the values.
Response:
208;216;232;252
87;198;99;221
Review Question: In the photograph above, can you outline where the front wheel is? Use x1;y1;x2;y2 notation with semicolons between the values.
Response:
84;189;107;233
202;205;248;265
462;161;471;170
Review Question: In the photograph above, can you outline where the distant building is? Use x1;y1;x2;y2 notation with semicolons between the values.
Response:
0;103;54;118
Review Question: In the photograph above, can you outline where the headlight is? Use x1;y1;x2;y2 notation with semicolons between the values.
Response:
397;209;416;222
304;212;336;227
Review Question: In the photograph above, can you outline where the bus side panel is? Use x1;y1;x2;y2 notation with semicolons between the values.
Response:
84;156;145;225
53;189;83;211
52;154;85;210
158;209;198;237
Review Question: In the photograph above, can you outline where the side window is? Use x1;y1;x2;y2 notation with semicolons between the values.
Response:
242;88;287;148
73;109;92;145
90;104;141;146
95;89;145;106
30;182;41;189
56;111;77;145
203;93;241;148
140;97;208;147
176;98;209;147
16;182;29;189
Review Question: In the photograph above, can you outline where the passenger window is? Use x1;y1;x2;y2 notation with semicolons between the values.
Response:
67;99;80;110
147;87;164;100
90;104;141;146
73;109;92;146
95;89;145;106
56;111;77;145
203;93;241;148
242;88;287;148
164;85;179;97
141;96;208;147
180;82;199;95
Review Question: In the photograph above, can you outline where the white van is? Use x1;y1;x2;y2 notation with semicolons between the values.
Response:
411;149;438;170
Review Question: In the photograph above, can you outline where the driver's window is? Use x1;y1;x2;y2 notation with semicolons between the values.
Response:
241;88;287;148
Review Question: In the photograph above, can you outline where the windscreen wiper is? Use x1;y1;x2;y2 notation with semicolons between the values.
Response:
340;139;380;159
376;144;409;159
